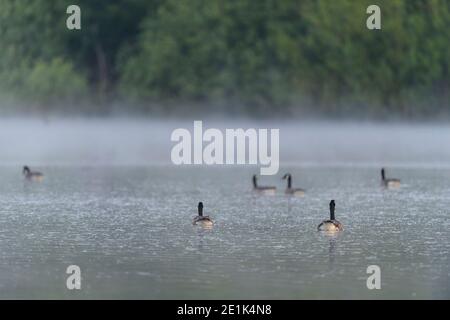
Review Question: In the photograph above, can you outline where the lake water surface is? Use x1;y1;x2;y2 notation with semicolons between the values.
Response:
0;119;449;299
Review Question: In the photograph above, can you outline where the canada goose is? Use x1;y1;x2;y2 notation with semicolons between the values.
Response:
252;175;276;195
381;168;400;188
317;200;343;232
193;202;213;227
282;173;305;196
22;166;44;181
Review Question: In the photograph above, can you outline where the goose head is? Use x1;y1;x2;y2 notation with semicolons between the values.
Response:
23;166;30;175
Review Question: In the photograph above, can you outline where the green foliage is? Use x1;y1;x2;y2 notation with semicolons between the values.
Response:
24;58;87;107
0;0;74;110
0;0;448;118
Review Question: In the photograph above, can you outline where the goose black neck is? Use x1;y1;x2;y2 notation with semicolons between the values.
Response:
287;175;292;189
330;201;335;220
198;202;203;216
381;169;385;181
252;175;257;188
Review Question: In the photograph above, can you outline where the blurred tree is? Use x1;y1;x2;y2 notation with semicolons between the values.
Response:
24;58;87;112
0;0;448;118
63;0;160;104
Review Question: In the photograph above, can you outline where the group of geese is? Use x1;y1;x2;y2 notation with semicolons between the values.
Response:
252;168;400;194
253;173;305;196
21;165;400;233
193;168;401;232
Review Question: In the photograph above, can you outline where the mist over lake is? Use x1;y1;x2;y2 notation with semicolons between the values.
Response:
1;0;449;304
0;118;449;299
1;118;450;167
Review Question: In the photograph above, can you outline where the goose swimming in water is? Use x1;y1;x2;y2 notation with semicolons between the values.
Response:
252;175;276;195
381;168;400;188
317;200;343;232
282;173;305;196
23;166;44;181
193;202;213;227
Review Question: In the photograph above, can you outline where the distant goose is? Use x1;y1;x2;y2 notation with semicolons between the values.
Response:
317;200;343;232
193;202;213;227
23;166;44;181
282;173;305;196
252;175;276;194
381;168;400;188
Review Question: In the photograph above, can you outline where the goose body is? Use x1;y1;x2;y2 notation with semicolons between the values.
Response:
193;215;213;227
381;168;400;188
23;166;44;181
384;179;401;188
282;173;305;197
193;202;213;227
318;220;343;232
252;175;276;195
318;200;343;232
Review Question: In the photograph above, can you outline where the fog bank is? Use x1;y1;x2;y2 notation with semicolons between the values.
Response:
0;118;449;167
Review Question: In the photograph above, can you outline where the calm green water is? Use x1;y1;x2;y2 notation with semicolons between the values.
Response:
0;166;448;299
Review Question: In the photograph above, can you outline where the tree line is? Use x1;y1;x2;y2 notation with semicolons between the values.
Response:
0;0;448;118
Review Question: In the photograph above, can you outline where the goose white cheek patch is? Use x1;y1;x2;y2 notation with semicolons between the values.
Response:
171;121;279;175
